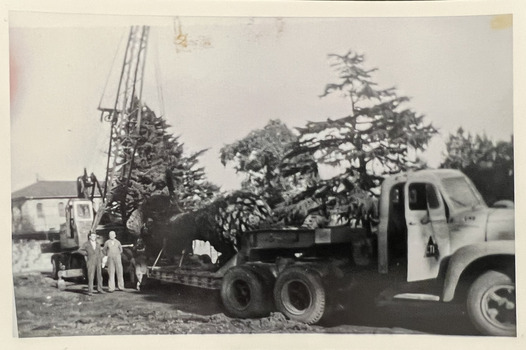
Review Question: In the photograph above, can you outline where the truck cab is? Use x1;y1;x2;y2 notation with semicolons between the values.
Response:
230;169;515;336
377;169;514;281
375;169;515;335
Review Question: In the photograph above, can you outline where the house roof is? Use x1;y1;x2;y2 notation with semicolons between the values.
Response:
12;181;80;200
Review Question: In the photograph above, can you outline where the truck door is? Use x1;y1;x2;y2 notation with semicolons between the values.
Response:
405;182;450;282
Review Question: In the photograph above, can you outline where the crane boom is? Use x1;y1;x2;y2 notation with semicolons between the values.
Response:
93;25;150;232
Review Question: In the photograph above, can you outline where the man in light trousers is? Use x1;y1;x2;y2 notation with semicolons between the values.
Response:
103;231;125;292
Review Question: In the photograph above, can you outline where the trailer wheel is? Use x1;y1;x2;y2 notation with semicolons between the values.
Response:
467;270;516;336
274;267;325;324
221;266;271;318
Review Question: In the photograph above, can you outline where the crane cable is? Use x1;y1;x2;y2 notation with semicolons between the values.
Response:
98;29;126;113
84;30;126;176
152;28;166;118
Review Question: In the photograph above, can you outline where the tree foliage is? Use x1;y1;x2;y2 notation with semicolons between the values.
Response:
441;128;514;205
138;189;274;263
108;102;219;224
106;103;276;260
219;119;316;208
279;50;437;223
283;50;437;188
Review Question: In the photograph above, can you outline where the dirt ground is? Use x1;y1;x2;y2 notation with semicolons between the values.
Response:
12;241;478;338
13;272;418;337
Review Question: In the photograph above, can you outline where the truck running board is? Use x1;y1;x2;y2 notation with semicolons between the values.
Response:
393;293;440;301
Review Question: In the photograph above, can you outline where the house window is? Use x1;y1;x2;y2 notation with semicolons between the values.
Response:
36;203;44;218
58;202;65;217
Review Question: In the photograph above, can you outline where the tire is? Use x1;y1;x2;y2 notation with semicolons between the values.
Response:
70;254;87;282
273;266;326;324
221;266;272;318
51;257;59;280
250;265;276;312
467;270;516;336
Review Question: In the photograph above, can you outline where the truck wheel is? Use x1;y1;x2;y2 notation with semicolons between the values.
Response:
273;267;325;324
70;254;87;282
250;265;276;312
221;266;271;318
467;270;516;336
51;258;59;280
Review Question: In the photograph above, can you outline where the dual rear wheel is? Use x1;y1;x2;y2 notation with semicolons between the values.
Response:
273;267;326;324
221;265;326;324
220;266;274;318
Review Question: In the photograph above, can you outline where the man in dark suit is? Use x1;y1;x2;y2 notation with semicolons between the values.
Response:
78;232;104;295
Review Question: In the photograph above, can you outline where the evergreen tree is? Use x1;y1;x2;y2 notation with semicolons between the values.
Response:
281;50;437;224
220;119;315;207
441;128;514;205
108;102;219;224
220;119;322;226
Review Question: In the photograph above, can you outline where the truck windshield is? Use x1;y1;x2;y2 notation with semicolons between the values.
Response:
76;203;93;220
441;176;482;209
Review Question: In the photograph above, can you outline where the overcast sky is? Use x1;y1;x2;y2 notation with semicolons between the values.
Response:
9;14;513;192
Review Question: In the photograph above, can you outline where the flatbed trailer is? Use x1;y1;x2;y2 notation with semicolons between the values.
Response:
147;227;363;289
148;265;224;290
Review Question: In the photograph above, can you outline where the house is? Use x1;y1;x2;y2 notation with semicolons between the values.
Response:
11;180;101;240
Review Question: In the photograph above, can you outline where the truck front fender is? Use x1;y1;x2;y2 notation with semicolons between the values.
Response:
442;241;514;302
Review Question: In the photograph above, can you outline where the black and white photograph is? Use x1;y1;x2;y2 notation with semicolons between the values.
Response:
5;0;525;348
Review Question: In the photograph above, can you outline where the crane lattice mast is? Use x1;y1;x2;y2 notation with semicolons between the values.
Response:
92;25;150;231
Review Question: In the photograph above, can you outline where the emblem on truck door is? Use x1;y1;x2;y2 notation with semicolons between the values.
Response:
425;236;440;259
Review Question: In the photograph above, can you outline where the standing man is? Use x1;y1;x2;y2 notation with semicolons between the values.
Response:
104;231;125;292
78;232;104;296
133;238;148;291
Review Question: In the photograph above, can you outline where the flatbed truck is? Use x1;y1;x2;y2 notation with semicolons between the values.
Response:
146;169;515;336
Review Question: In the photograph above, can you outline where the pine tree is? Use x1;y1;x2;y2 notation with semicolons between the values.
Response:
108;102;219;224
281;50;437;224
220;119;323;226
441;128;514;205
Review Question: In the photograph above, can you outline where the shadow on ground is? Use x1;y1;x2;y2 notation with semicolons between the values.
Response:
323;290;479;336
137;281;223;316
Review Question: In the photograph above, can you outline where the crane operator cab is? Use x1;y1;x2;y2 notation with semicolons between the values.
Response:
59;198;96;250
